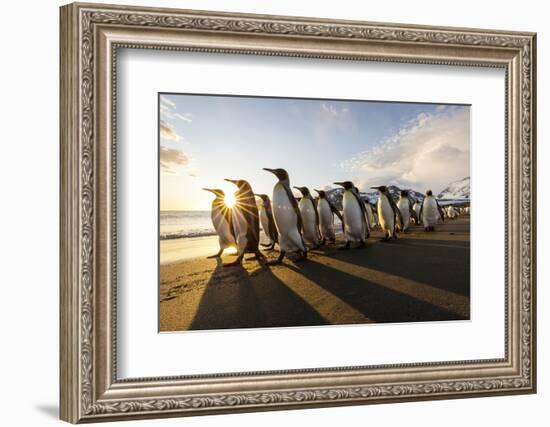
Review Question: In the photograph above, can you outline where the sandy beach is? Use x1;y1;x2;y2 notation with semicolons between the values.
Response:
160;217;470;332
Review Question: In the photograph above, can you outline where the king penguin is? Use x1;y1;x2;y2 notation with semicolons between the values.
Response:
294;186;321;248
447;205;457;220
412;199;422;224
371;185;403;241
263;168;307;264
202;188;237;258
333;181;368;249
314;189;343;244
354;186;371;238
419;190;445;231
254;193;279;251
396;190;418;232
223;179;264;266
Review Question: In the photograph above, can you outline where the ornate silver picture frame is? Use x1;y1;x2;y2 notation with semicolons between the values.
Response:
60;2;536;423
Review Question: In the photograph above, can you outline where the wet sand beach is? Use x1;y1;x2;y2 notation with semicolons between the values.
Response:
160;218;470;332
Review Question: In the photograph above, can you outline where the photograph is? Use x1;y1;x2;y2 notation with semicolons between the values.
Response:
158;93;471;332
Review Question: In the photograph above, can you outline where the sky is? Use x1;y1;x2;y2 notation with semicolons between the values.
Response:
159;94;470;211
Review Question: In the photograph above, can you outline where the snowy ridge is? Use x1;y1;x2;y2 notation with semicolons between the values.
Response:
437;176;470;199
325;178;470;210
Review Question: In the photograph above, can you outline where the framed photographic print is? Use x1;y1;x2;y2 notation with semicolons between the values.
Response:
60;2;537;423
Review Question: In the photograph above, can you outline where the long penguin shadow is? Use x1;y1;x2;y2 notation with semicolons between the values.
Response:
286;259;467;323
359;238;470;297
189;259;328;331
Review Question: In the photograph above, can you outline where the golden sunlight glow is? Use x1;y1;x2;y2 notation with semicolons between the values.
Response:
224;192;236;208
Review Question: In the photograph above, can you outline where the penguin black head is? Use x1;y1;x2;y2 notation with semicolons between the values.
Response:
293;186;310;197
254;193;269;202
224;178;251;191
263;168;289;181
202;188;225;198
333;181;354;191
426;190;433;196
314;189;326;198
370;185;388;193
400;189;410;197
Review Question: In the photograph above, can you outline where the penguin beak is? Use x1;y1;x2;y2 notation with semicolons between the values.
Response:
370;186;381;190
224;178;236;185
262;168;275;174
333;182;344;187
314;189;320;194
202;188;214;193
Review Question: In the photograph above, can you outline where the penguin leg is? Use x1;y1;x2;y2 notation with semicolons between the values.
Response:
206;248;224;259
340;241;351;250
267;250;285;265
295;249;308;262
224;237;246;266
379;230;391;242
358;239;366;248
245;250;265;261
223;254;244;267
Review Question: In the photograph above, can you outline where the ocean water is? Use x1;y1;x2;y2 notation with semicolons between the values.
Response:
160;211;215;240
160;210;343;241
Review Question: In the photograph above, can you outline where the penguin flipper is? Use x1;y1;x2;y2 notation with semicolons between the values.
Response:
310;197;322;241
352;190;369;231
388;195;404;229
328;200;343;222
283;184;304;233
266;209;279;244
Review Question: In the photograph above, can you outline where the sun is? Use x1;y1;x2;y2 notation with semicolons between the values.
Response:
224;192;236;208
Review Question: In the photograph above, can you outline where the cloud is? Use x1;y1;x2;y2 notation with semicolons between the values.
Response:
174;112;193;123
160;95;193;123
160;146;189;174
341;106;470;193
160;96;176;108
160;121;183;142
320;102;350;118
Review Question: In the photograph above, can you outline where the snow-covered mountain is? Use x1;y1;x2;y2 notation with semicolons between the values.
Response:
324;178;469;210
437;176;470;200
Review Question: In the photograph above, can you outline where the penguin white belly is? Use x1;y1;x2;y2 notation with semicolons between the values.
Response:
299;198;319;246
272;184;305;253
259;206;271;241
211;208;236;249
422;198;439;227
318;199;335;240
397;198;410;231
377;196;395;235
413;203;421;220
342;192;365;242
231;207;249;253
